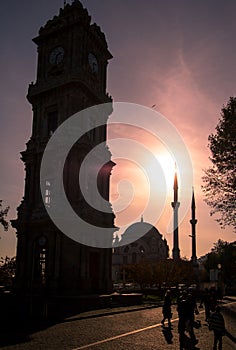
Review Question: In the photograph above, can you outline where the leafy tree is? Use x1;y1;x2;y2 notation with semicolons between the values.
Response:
202;97;236;231
125;262;153;289
204;239;236;287
0;256;16;286
0;200;10;231
125;259;196;289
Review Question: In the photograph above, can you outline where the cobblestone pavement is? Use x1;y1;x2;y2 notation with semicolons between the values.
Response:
1;300;235;350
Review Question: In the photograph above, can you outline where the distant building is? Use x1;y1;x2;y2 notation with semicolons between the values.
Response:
112;218;169;282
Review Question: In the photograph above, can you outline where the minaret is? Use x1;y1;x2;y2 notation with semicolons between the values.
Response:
190;189;198;265
171;171;180;260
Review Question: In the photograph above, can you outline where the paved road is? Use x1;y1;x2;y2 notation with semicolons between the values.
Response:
1;301;235;350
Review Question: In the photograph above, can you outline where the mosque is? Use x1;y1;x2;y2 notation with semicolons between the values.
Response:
112;172;198;282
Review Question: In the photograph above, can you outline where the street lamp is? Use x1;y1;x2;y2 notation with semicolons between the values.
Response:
217;263;223;298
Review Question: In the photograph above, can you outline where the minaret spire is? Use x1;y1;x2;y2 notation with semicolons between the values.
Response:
172;170;180;260
190;188;198;265
173;169;178;202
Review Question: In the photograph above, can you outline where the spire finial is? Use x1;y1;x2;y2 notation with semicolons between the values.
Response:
141;215;144;223
191;186;196;209
173;169;178;202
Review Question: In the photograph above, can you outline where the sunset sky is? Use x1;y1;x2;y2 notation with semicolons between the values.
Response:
0;0;235;259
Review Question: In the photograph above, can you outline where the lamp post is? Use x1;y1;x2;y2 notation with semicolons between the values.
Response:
217;263;224;299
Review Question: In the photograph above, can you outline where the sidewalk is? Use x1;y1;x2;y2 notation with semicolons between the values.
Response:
65;295;236;321
0;297;235;349
64;297;236;350
64;302;160;322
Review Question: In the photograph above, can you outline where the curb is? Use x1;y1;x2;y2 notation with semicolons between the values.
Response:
221;301;236;317
64;303;162;322
223;296;236;302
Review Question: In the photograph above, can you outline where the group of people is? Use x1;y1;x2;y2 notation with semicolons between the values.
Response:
161;287;226;350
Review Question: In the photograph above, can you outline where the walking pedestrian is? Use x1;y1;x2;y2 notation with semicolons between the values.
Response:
185;292;199;346
209;288;218;312
161;289;172;327
200;288;211;321
209;305;226;350
177;290;199;349
177;291;187;350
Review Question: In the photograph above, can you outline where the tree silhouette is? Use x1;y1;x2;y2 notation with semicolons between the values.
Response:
0;200;9;232
204;239;236;287
125;259;195;288
202;97;236;231
0;256;16;286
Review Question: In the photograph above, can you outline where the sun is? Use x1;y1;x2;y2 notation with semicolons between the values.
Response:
145;145;176;195
157;151;176;190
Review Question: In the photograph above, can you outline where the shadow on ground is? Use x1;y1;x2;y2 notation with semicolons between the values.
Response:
0;292;144;347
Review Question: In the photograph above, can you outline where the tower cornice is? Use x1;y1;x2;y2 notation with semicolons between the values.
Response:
27;79;112;105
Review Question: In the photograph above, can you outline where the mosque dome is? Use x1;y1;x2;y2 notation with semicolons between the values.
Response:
113;217;169;263
120;219;163;246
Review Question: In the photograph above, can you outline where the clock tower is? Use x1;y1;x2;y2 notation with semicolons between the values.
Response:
12;1;115;298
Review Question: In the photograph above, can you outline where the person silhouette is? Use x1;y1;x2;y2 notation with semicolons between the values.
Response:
177;290;198;349
209;305;226;350
161;290;172;328
200;288;211;321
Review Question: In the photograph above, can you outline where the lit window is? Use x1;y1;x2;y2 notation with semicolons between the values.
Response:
45;180;51;207
39;248;47;286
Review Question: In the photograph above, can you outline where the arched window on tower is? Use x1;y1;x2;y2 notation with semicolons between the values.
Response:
34;236;48;288
47;110;58;136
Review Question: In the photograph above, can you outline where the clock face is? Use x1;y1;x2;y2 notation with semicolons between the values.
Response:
88;53;98;73
49;46;65;65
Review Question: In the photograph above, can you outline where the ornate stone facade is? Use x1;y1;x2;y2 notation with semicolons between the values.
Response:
12;1;115;296
112;219;169;282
